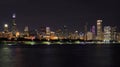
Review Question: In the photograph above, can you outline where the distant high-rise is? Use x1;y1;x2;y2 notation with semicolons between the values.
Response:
91;25;95;34
46;27;50;35
4;24;8;33
111;26;117;40
104;26;111;42
97;20;103;40
91;25;96;40
11;13;17;35
87;32;93;40
84;23;88;40
24;26;29;36
63;25;68;39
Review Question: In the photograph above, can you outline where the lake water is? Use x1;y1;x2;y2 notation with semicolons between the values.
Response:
0;44;120;67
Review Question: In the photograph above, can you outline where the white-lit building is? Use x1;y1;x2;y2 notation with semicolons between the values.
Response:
46;27;50;35
87;32;93;40
4;24;9;33
96;20;103;40
79;33;84;40
104;26;111;42
24;26;29;36
11;13;17;36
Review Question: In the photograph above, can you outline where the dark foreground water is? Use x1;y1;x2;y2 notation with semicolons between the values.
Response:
0;44;120;67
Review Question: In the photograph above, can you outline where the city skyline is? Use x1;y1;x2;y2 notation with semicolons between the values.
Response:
0;13;119;32
0;1;120;67
0;14;120;43
0;0;119;31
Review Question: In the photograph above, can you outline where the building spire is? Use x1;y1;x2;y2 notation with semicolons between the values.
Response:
11;13;17;36
12;13;16;19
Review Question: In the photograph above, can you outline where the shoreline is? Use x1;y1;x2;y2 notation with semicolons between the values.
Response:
0;40;119;45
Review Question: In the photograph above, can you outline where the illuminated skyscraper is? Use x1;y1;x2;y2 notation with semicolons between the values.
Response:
46;27;50;35
24;26;29;36
87;32;93;40
56;29;63;39
4;24;9;33
97;20;103;40
111;26;117;40
74;30;79;39
63;25;68;39
79;32;84;40
104;26;111;42
91;25;96;40
91;25;95;34
40;26;46;35
11;13;17;36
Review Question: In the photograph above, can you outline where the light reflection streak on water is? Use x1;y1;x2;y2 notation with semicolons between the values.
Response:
75;44;113;67
41;46;62;67
42;47;54;67
13;47;23;67
93;45;112;67
0;46;23;67
0;47;13;67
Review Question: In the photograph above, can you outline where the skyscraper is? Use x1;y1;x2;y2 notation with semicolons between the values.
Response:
111;26;117;41
87;32;93;40
91;25;95;34
104;26;111;42
24;26;29;36
91;25;96;40
63;25;68;39
11;13;17;36
4;24;8;33
97;20;103;40
84;23;88;40
46;27;50;35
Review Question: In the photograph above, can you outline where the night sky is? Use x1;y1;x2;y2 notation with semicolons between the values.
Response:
0;0;120;32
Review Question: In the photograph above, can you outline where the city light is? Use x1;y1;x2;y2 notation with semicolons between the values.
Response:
12;13;16;18
0;14;119;45
4;24;8;27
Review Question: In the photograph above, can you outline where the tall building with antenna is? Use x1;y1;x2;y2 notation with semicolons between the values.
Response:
11;13;17;36
4;24;9;33
97;20;103;40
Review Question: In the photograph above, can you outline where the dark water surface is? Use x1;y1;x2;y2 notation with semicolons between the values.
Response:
0;44;120;67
